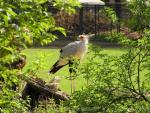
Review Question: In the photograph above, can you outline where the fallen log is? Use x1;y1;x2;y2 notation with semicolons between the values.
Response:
21;76;70;109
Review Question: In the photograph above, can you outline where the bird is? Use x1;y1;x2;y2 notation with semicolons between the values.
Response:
49;34;94;74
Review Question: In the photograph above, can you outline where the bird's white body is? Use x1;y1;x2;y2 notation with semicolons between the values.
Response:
49;34;91;74
59;40;88;65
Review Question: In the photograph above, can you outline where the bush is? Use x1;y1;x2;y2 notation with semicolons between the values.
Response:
68;29;150;113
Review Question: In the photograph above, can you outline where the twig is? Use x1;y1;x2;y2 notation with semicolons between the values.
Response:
137;48;142;93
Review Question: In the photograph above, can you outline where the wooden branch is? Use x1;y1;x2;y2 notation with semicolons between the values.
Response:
21;76;70;109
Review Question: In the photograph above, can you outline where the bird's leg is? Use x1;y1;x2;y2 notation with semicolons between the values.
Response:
68;60;76;95
69;60;80;94
72;60;80;93
69;60;73;95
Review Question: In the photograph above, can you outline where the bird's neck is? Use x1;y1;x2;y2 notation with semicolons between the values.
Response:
82;39;88;45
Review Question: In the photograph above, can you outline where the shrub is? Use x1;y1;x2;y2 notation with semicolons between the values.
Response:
0;0;80;112
68;29;150;113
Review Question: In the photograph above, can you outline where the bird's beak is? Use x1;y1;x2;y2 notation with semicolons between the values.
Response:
77;34;95;40
87;34;95;39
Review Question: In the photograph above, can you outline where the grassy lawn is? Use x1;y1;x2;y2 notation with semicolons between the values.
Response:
23;47;126;94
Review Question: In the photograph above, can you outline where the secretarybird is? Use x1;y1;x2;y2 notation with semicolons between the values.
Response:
49;34;94;74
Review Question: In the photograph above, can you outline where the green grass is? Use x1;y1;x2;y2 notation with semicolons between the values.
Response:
23;47;126;94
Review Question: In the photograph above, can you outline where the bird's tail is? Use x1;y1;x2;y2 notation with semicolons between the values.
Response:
49;61;67;74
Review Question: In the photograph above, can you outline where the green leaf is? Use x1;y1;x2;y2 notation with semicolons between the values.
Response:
23;34;32;44
2;14;9;26
53;27;66;37
34;0;48;4
6;8;17;17
1;46;13;54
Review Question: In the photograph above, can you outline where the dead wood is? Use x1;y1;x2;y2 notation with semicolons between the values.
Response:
21;76;70;109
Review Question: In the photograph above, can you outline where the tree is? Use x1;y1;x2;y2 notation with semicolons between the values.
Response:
0;0;80;112
127;0;150;31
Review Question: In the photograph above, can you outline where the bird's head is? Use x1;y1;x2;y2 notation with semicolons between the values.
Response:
78;34;95;43
78;35;88;41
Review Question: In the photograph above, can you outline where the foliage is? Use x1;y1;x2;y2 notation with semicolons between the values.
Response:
68;29;150;112
0;0;149;112
0;0;80;112
53;0;81;14
95;32;119;42
33;99;72;113
127;0;150;31
25;52;50;77
102;7;118;24
67;0;150;112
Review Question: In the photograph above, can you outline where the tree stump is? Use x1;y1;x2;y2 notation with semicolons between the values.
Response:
21;76;70;109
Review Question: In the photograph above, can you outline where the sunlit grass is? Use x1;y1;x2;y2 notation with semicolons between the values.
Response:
23;47;126;94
